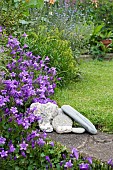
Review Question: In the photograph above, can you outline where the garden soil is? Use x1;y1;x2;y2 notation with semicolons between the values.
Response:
48;131;113;162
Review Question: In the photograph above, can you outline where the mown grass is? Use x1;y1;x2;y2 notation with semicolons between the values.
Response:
54;60;113;133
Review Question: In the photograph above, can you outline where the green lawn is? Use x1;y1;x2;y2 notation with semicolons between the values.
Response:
54;60;113;133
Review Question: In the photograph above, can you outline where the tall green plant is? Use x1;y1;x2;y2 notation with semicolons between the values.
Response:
21;26;79;86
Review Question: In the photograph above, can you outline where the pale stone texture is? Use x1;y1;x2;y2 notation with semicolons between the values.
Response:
72;127;85;134
52;114;73;133
30;102;59;132
55;126;72;134
61;105;97;134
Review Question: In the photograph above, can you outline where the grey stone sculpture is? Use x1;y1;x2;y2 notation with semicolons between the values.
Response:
30;102;95;134
72;127;85;134
52;113;73;133
30;102;59;132
61;105;97;135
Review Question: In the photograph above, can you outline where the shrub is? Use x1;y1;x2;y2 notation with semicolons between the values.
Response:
0;0;44;34
24;27;79;86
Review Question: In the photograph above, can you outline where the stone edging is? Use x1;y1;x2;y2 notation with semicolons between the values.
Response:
79;53;113;61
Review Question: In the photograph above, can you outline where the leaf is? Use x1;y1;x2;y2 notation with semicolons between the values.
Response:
19;20;29;25
14;0;20;2
26;0;44;9
15;166;20;170
40;153;45;157
94;24;104;35
28;165;33;170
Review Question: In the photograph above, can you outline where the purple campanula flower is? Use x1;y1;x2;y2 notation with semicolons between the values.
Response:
16;118;23;125
0;26;2;33
8;117;13;122
108;159;112;165
10;107;18;114
0;95;7;107
31;141;35;149
0;150;8;158
28;114;35;123
14;156;17;160
10;72;16;77
8;128;12;132
50;163;52;168
57;77;61;81
9;144;15;153
49;141;54;147
9;35;13;38
21;151;26;158
45;156;51;163
79;163;90;170
23;44;28;48
62;153;66;160
41;132;47;139
37;138;45;147
60;161;64;167
27;130;39;141
15;98;23;105
45;56;50;61
1;90;7;95
0;136;6;144
108;159;113;167
22;32;28;37
19;141;28;151
64;160;73;169
72;148;79;160
86;157;92;164
10;50;16;55
22;118;31;129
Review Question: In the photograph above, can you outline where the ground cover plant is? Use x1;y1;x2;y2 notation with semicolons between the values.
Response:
54;60;113;133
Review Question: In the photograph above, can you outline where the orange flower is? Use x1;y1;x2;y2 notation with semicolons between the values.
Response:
49;0;55;5
25;0;29;2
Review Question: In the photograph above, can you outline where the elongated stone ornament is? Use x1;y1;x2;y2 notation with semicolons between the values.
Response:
61;105;97;135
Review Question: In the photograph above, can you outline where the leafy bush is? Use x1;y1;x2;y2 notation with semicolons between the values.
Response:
24;26;79;85
61;20;94;56
75;0;113;30
0;0;44;34
39;2;94;57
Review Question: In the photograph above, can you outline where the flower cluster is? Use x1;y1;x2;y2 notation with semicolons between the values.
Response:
0;32;59;130
0;29;61;167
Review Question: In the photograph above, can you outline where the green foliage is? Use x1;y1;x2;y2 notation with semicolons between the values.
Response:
94;0;113;30
61;20;94;56
24;27;79;85
0;27;11;73
0;0;44;34
40;2;94;57
89;24;113;58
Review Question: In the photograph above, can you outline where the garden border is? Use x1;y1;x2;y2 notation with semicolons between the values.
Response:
79;53;113;61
